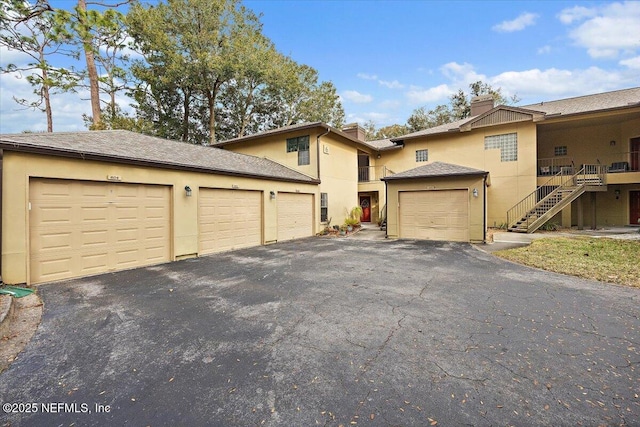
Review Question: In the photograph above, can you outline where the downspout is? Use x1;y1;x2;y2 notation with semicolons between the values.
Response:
384;178;388;239
316;127;330;180
483;174;487;243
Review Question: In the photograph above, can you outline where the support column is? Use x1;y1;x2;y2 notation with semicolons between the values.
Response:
577;195;584;230
561;203;572;228
590;192;597;230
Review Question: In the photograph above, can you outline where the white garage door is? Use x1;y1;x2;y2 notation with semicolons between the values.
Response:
399;190;469;242
277;193;314;241
29;179;171;284
199;188;262;254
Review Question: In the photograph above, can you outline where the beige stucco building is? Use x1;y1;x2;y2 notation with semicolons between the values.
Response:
219;87;640;242
0;131;319;285
2;87;638;285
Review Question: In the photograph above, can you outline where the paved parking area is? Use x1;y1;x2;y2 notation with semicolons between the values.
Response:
1;238;638;426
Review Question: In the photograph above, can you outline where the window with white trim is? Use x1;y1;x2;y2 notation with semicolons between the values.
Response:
484;133;517;162
320;193;328;222
286;135;310;165
415;149;428;162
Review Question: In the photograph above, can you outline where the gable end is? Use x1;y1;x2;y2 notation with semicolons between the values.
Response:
461;109;536;131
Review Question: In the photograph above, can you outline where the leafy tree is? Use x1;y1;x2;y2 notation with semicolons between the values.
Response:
0;0;77;131
262;60;344;130
54;0;132;130
407;81;520;133
82;103;153;133
128;0;266;145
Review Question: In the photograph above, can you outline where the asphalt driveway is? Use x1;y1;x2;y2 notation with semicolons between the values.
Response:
1;238;639;426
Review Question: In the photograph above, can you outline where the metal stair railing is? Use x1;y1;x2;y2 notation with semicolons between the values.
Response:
507;165;606;232
507;170;565;229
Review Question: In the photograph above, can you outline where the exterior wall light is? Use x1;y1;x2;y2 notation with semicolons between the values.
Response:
615;189;620;199
472;188;479;198
185;185;192;197
270;191;276;199
610;140;616;146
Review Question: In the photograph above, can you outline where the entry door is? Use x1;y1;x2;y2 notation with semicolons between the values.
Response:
631;191;640;225
631;138;640;172
360;196;371;222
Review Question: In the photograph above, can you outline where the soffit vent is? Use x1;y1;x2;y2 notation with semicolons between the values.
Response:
468;109;533;129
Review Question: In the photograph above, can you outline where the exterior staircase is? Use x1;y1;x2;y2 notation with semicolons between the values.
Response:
507;165;607;233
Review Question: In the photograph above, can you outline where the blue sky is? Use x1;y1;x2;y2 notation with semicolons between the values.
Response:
1;0;639;134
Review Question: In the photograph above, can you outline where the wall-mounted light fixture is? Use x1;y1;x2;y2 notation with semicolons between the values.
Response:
184;185;192;197
270;191;276;200
610;140;616;146
615;189;620;199
472;188;479;198
377;153;381;159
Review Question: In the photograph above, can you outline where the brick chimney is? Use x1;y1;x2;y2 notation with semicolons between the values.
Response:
342;123;366;141
470;95;495;116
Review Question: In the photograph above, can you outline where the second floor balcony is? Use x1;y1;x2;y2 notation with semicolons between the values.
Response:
358;166;395;182
538;151;639;177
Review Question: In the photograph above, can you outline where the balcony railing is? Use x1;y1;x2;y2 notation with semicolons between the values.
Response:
358;166;395;182
538;152;639;176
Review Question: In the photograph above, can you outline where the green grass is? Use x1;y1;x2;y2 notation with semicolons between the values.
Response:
494;237;640;288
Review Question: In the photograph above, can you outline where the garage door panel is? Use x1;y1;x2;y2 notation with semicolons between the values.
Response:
30;179;170;284
399;190;469;242
277;193;313;242
198;189;262;254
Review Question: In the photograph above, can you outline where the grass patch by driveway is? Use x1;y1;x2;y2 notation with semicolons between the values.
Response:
495;236;640;288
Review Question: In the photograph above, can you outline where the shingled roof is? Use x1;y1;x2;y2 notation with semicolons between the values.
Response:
382;162;487;181
520;87;640;116
0;130;319;184
392;87;640;142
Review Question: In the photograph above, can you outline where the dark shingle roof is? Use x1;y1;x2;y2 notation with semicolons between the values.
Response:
520;87;640;116
362;138;398;150
0;130;319;184
382;162;487;181
392;87;640;142
216;121;386;152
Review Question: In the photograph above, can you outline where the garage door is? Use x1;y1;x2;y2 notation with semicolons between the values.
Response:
199;188;262;254
277;193;314;241
29;179;171;284
399;190;469;242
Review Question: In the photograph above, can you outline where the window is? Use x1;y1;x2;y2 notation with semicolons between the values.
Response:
415;149;428;162
484;133;517;162
286;135;310;165
320;193;328;222
554;146;567;156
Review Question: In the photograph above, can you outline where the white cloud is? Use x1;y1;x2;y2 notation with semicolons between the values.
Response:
341;90;373;104
557;6;597;24
620;56;640;69
379;79;404;89
356;73;378;80
405;84;452;104
537;45;552;55
489;66;630;99
560;2;640;59
440;62;487;86
492;12;539;32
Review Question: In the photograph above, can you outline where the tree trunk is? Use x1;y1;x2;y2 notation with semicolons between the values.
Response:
42;68;53;132
78;0;101;129
181;88;190;142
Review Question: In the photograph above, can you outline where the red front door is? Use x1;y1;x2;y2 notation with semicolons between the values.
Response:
631;191;640;225
631;138;640;172
360;196;371;222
